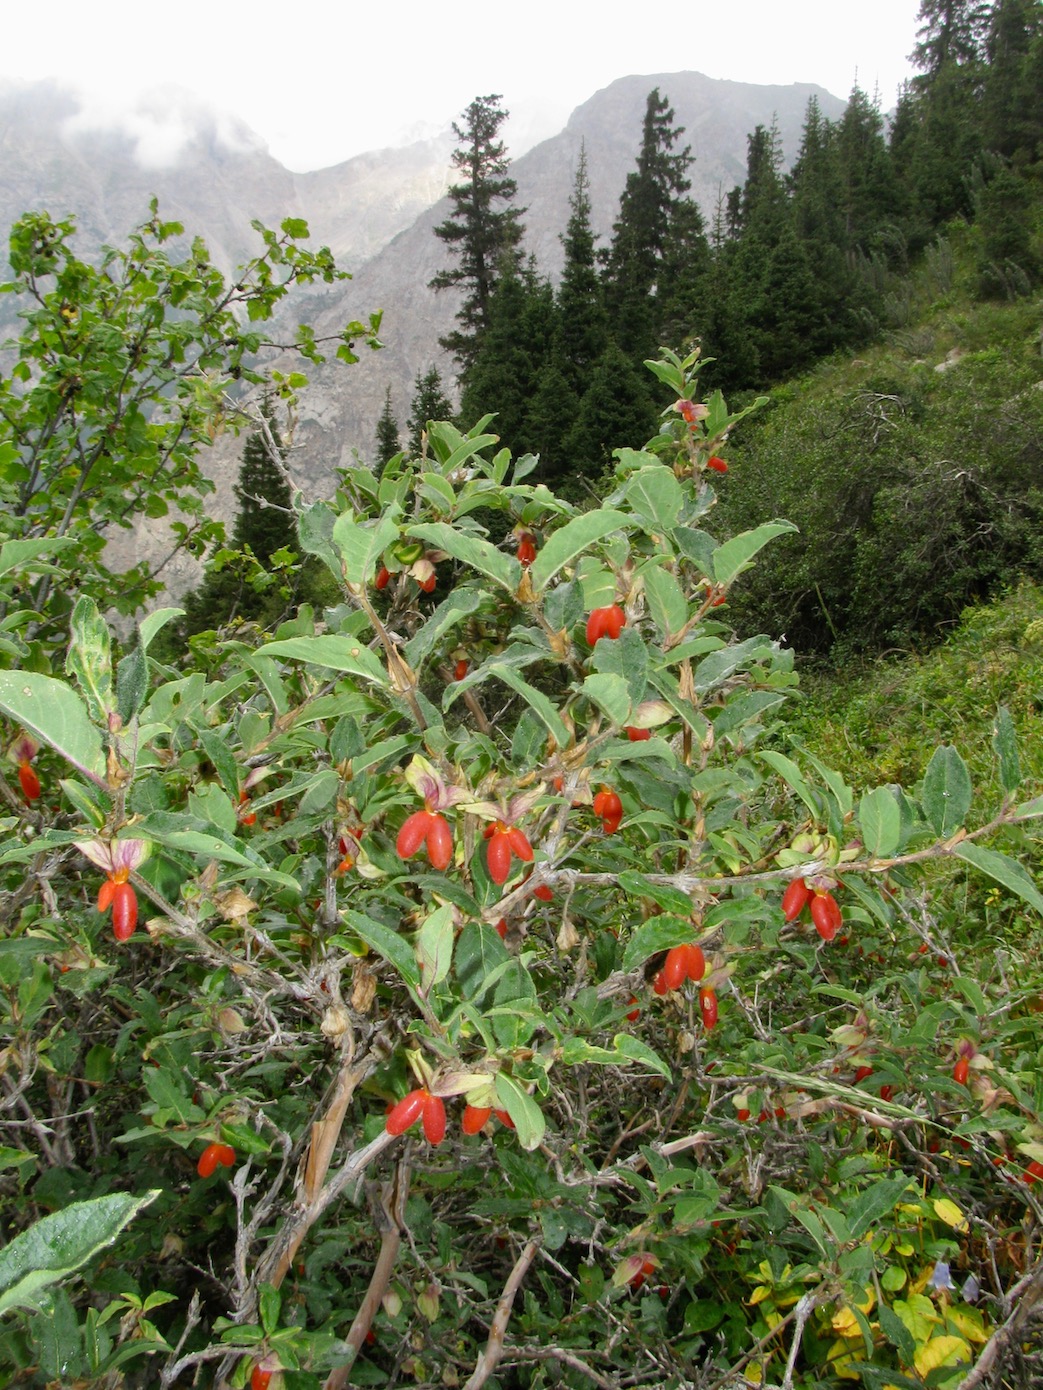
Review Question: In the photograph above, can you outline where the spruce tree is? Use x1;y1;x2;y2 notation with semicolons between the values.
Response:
374;386;401;469
430;95;526;374
406;369;455;457
556;146;608;392
602;88;697;362
981;0;1043;161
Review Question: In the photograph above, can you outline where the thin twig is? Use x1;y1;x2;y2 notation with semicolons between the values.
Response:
462;1239;540;1390
955;1255;1043;1389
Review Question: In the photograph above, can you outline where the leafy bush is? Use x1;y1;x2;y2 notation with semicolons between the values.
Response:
1;220;1043;1390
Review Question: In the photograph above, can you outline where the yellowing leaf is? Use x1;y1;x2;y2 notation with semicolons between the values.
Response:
913;1334;971;1376
946;1306;989;1344
824;1338;865;1381
894;1293;939;1342
831;1306;860;1336
932;1197;970;1233
749;1285;772;1305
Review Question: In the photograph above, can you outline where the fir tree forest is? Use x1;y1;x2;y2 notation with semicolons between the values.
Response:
0;2;1042;1387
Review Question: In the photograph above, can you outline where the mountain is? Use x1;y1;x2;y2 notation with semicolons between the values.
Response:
0;73;846;596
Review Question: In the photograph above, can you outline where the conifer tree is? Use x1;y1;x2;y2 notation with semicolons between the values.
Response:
556;146;608;392
981;0;1043;161
431;95;526;374
602;88;698;361
374;386;401;469
406;368;455;457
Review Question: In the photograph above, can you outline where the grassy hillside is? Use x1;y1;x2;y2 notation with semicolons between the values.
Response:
718;215;1043;660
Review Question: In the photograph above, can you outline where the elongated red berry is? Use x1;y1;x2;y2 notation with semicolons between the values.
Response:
425;814;453;871
662;947;689;992
854;1066;873;1083
493;1109;515;1130
462;1104;491;1135
386;1088;428;1137
18;760;40;801
487;832;512;885
699;986;718;1029
810;892;841;942
197;1141;236;1178
251;1367;273;1390
706;456;728;473
375;565;391;590
586;605;625;646
422;1093;446;1145
653;970;669;995
593;789;622;823
112;881;138;941
397;810;433;862
781;878;811;922
419;572;436;593
625;726;651;741
953;1057;970;1086
506;826;533;862
97;876;117;914
517;536;536;566
684;944;706;982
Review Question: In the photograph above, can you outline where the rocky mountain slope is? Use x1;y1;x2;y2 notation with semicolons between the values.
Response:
1;73;845;596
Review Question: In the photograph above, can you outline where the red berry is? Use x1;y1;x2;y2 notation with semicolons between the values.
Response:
737;1108;751;1122
375;565;391;590
397;810;433;861
706;456;728;473
699;986;718;1030
487;831;512;885
879;1085;894;1101
422;1093;446;1145
251;1366;273;1390
386;1088;428;1137
238;792;257;826
453;658;469;681
419;572;436;593
462;1105;491;1135
97;876;117;914
810;892;841;942
531;884;553;903
684;944;706;982
586;605;625;645
495;919;508;939
425;814;453;871
1023;1160;1043;1185
506;825;533;862
626;996;640;1022
653;970;669;995
661;946;688;992
197;1142;236;1178
517;537;536;566
953;1057;970;1086
593;789;622;828
854;1066;873;1083
18;760;40;801
625;726;651;741
781;878;811;922
493;1109;515;1130
112;882;138;941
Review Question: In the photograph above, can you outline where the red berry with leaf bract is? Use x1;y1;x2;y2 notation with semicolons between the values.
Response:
953;1057;970;1086
517;535;536;566
422;1092;446;1145
585;605;625;645
425;814;453;871
699;986;718;1030
462;1104;491;1135
397;810;432;861
251;1366;273;1390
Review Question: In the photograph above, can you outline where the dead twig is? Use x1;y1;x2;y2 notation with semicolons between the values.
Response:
462;1239;540;1390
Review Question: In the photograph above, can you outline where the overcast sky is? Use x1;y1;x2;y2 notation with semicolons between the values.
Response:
4;0;921;170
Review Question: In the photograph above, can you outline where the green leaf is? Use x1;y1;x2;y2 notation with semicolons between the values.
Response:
296;499;342;580
137;607;185;653
758;750;821;820
417;905;454;992
624;465;682;528
405;589;484;671
0;536;77;579
0;1191;158;1316
711;521;797;587
481;664;569;750
494;1075;545;1151
330;510;400;587
0;672;106;785
66;596;113;724
581;673;632;725
137;825;298;888
954;842;1043;915
846;1176;911;1241
992;706;1020;794
454;922;510;1000
115;645;149;724
641;564;688;640
611;1034;672;1082
877;1303;916;1364
256;635;388;687
858;787;902;860
921;745;972;837
528;509;629;592
407;522;519;594
345;910;420;990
